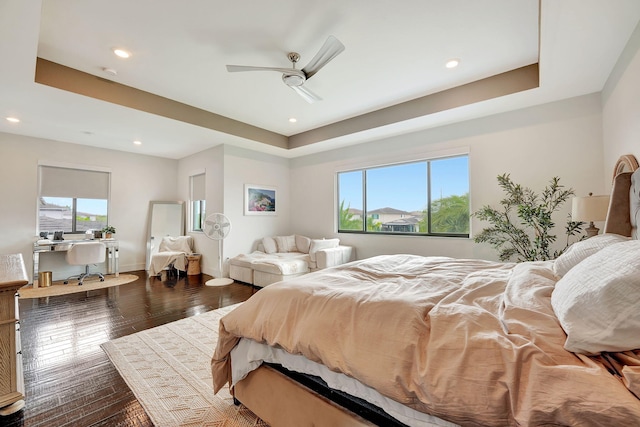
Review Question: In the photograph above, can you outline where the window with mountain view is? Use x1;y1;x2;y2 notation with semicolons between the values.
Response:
337;155;469;236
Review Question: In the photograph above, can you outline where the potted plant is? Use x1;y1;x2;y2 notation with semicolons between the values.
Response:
102;225;116;239
473;174;585;262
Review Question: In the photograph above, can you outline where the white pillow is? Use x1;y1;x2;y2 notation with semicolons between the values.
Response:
275;235;297;253
295;235;311;254
551;240;640;354
553;233;629;277
262;236;277;254
308;238;340;262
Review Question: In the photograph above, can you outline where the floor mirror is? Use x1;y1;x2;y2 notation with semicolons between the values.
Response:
146;201;186;271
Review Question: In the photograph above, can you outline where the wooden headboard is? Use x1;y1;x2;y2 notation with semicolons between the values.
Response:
604;154;640;237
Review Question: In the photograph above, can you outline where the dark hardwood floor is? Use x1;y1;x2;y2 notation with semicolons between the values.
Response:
4;270;255;427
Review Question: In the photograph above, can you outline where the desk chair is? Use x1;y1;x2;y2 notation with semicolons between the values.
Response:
63;242;106;285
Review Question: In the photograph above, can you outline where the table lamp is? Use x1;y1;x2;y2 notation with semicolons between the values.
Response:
571;193;610;238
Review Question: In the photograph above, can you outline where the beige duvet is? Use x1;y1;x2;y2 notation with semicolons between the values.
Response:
211;254;640;426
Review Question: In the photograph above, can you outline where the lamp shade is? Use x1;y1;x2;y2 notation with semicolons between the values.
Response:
571;195;610;222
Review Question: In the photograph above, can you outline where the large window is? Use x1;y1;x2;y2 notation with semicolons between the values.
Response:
38;165;110;234
190;173;206;232
337;155;469;236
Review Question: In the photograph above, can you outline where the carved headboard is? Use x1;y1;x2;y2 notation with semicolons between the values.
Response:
604;154;640;238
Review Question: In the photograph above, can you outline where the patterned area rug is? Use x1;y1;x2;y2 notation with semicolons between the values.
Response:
101;303;267;427
19;274;138;299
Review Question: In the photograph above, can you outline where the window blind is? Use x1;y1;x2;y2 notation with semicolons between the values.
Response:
191;173;205;201
39;165;110;199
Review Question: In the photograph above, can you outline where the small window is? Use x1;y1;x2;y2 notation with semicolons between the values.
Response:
337;155;469;237
190;173;206;232
38;165;110;234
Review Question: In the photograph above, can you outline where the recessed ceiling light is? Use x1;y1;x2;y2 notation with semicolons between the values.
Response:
446;59;460;69
113;48;131;59
289;118;297;123
6;117;20;123
133;140;142;146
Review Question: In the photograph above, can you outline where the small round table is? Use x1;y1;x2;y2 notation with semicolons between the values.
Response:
186;254;202;275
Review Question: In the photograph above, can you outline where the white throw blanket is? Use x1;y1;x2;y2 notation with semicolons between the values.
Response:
148;236;192;275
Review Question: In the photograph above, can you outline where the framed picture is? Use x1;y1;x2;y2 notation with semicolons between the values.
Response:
244;184;277;215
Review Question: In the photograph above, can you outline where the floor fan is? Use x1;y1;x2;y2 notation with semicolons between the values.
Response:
203;213;234;286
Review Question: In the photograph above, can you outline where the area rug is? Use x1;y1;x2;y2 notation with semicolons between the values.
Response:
101;303;267;427
19;274;139;299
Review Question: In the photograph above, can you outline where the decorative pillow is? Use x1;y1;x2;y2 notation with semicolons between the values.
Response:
275;235;297;253
309;238;340;262
551;240;640;354
295;235;311;254
262;236;277;254
553;233;629;277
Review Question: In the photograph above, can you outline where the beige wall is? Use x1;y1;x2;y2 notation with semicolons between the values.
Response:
3;20;638;278
290;94;605;261
0;132;178;281
602;20;640;178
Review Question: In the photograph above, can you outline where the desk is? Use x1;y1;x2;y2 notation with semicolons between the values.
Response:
33;239;119;284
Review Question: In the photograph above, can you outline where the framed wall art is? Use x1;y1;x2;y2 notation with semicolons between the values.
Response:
244;184;277;215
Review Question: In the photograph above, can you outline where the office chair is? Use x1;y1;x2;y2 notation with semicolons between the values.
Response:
64;241;106;285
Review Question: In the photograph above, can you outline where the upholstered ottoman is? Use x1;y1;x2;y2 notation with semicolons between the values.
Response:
251;256;309;287
229;253;258;284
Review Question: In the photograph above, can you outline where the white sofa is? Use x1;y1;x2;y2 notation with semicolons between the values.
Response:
229;235;355;287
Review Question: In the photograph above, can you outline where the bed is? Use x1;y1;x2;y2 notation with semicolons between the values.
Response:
211;154;640;426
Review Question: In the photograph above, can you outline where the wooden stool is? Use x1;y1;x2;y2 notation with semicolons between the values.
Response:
186;254;202;275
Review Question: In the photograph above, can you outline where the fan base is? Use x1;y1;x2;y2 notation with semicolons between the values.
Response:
205;278;234;287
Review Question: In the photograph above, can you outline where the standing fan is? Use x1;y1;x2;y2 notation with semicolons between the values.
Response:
203;213;234;286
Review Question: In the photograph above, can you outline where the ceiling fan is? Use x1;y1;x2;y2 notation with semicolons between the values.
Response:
226;35;345;103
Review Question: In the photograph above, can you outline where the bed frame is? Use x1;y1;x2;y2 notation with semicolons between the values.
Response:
233;154;640;427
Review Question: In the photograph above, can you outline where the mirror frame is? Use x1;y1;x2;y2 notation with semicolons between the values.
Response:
146;201;186;270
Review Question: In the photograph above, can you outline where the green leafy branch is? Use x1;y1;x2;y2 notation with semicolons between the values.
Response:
473;174;585;262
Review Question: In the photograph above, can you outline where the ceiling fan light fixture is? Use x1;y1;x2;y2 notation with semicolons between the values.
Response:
282;74;305;87
226;35;344;103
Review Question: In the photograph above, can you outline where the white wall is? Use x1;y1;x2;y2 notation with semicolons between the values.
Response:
602;20;640;174
178;144;223;277
290;94;605;261
176;144;290;277
222;145;291;271
0;132;179;281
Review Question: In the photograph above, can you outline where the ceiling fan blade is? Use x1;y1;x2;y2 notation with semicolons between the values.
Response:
301;35;345;80
226;65;294;73
290;85;322;104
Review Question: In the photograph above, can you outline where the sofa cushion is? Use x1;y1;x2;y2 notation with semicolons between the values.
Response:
262;236;277;254
275;235;297;253
295;235;311;253
309;238;340;262
251;257;309;275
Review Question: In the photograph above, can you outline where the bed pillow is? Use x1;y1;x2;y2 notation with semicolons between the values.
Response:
275;235;297;253
295;235;311;254
262;236;277;254
309;238;340;262
553;233;629;277
551;239;640;354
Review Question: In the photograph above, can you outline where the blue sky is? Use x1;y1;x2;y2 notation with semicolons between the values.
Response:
338;156;469;212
